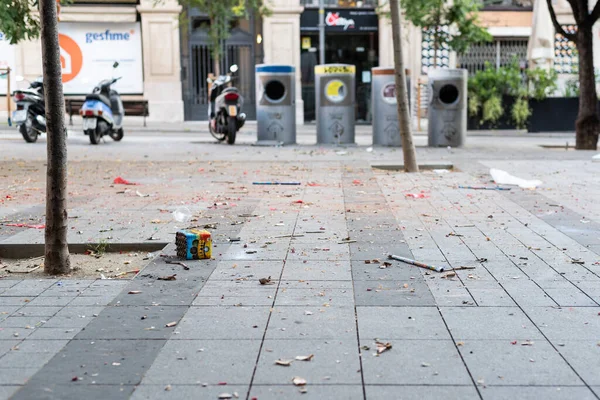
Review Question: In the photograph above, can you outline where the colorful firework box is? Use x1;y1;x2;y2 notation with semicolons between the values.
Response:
175;229;212;260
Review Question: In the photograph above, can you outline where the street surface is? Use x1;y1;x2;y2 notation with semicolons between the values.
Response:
0;124;599;400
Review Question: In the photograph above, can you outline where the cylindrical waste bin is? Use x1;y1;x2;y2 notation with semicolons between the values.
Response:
255;64;296;145
427;68;467;147
315;64;355;144
371;67;412;147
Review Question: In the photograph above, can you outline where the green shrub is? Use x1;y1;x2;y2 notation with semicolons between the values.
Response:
482;95;503;124
512;97;531;129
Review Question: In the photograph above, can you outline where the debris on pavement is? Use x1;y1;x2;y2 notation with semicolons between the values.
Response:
458;185;510;191
113;176;138;185
388;254;445;272
165;321;178;327
490;168;542;189
176;229;212;260
218;393;233;399
172;206;192;223
165;260;190;270
275;359;293;366
259;276;274;285
158;274;177;281
292;376;307;386
252;181;301;185
295;354;314;361
405;193;429;199
375;341;392;354
128;291;142;294
5;223;45;229
135;190;149;197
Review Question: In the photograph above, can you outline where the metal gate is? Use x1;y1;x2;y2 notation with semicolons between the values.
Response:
457;38;528;74
184;27;256;121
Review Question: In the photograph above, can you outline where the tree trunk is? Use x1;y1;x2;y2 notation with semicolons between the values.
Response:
40;0;70;274
213;53;221;76
390;0;419;172
575;26;599;150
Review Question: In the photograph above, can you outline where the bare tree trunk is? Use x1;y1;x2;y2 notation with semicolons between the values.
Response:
213;54;221;76
40;0;70;274
390;0;419;172
575;26;599;150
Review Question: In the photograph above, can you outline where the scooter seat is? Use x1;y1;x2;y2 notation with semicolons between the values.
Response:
85;93;111;108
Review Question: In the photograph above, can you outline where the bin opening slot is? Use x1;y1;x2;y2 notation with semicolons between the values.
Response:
439;84;459;105
265;80;286;102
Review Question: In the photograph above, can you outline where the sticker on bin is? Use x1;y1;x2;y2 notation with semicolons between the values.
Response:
315;65;356;74
176;229;212;260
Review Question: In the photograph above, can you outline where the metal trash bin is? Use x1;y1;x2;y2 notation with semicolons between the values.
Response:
255;64;296;145
427;68;467;147
371;67;412;147
315;64;355;144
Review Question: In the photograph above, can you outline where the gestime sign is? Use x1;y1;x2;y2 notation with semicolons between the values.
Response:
58;22;143;94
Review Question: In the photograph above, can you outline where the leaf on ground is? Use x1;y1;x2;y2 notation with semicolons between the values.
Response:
218;394;233;399
292;376;307;386
275;359;293;366
376;341;392;354
295;354;314;361
158;274;177;281
128;290;142;294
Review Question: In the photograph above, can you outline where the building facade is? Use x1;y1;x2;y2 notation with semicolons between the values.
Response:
1;0;183;122
0;0;597;123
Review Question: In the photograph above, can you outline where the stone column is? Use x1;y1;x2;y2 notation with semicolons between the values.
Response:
137;0;184;122
262;0;304;124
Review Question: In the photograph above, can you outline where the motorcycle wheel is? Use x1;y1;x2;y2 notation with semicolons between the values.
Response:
20;115;38;143
209;121;226;142
109;128;124;141
227;116;237;145
89;127;101;145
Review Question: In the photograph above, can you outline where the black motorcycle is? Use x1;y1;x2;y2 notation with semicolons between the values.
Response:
12;76;46;143
207;65;246;145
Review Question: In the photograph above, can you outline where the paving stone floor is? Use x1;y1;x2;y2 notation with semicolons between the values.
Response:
0;131;599;399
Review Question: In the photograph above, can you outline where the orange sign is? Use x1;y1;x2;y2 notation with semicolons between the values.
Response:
58;34;82;83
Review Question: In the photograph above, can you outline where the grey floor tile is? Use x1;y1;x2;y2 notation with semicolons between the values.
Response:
253;339;361;384
274;288;354;307
209;261;285;281
361;339;472;385
440;307;543;340
357;306;450;340
266;306;356;340
0;351;56;368
26;327;81;340
173;306;270;340
500;280;558;307
11;383;136;400
0;368;38;384
11;306;63;317
480;386;596;400
544;288;598;307
26;339;165;386
459;340;581;386
554;341;600;385
140;339;261;385
523;306;600;340
10;339;68;353
0;385;21;400
251;385;364;399
354;281;436;306
131;385;249;400
365;385;479;400
281;260;353;281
